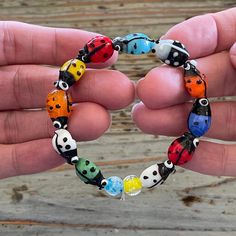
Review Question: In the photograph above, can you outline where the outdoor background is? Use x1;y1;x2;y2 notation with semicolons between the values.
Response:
0;0;236;235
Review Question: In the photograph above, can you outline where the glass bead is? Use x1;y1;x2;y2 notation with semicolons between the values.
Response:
168;132;199;165
78;36;114;63
52;129;79;165
140;160;175;188
188;98;211;137
123;175;142;196
184;61;207;98
54;59;86;90
75;158;106;189
46;90;73;129
113;33;155;55
104;176;123;197
153;39;189;67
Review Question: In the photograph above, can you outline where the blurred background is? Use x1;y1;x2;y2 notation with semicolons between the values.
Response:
0;1;236;235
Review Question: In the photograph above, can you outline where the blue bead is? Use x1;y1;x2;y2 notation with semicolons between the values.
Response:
188;113;211;137
104;176;123;197
114;33;155;55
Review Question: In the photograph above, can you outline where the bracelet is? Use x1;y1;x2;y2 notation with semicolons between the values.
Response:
46;33;211;199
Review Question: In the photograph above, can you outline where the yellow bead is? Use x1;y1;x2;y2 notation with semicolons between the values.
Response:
60;59;86;82
123;175;142;196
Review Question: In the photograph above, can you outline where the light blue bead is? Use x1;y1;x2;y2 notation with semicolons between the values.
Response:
122;33;155;55
188;113;211;137
104;176;123;197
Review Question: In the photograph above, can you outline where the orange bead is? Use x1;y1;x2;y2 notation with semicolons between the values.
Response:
184;75;207;98
184;61;207;98
46;90;73;129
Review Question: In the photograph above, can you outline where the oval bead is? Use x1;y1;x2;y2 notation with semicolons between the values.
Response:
153;39;189;67
168;132;199;165
140;160;175;188
123;175;142;196
54;59;86;90
75;158;107;189
104;176;123;197
188;98;211;137
113;33;155;55
78;36;114;63
46;90;73;129
52;129;79;165
184;61;207;98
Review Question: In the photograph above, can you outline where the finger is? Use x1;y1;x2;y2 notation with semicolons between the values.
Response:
162;8;236;58
0;65;134;110
183;141;236;177
0;102;110;144
132;101;236;141
137;51;236;109
0;21;117;67
0;139;65;179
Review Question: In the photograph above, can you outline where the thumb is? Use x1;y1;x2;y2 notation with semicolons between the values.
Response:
230;42;236;68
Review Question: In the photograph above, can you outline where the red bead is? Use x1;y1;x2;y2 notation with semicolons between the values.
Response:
83;36;114;63
168;132;199;165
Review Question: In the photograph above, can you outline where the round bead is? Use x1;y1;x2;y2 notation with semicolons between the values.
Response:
123;175;142;196
168;132;199;165
153;39;189;67
78;36;114;63
104;176;123;197
46;90;73;129
113;33;155;54
54;59;86;90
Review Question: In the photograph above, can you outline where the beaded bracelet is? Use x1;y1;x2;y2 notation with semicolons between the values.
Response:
46;33;211;198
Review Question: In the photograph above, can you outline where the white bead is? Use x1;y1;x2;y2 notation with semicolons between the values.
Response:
140;164;162;188
165;59;170;64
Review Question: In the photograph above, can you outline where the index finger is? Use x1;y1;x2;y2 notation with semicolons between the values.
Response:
0;21;117;67
162;8;236;58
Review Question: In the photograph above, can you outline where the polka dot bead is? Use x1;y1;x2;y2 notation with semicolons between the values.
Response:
46;33;211;199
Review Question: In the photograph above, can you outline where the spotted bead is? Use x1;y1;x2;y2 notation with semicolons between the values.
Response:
153;39;189;67
184;61;207;98
112;33;155;54
140;160;175;188
54;59;86;91
52;129;79;165
77;36;114;63
188;98;211;137
168;132;199;165
46;90;73;129
75;158;107;189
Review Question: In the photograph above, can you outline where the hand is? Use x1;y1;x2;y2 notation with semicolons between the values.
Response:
132;8;236;176
0;22;134;179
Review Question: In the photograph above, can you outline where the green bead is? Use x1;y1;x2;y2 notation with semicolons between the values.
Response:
75;158;106;189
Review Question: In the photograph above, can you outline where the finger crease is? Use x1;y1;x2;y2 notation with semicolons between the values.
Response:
11;144;22;176
220;144;228;176
3;111;19;144
2;22;16;65
53;28;59;65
